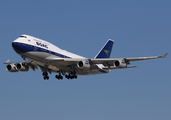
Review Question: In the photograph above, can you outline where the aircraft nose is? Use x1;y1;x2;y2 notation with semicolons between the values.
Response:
12;42;16;49
12;42;22;53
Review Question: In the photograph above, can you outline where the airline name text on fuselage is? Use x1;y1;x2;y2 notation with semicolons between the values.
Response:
36;42;48;49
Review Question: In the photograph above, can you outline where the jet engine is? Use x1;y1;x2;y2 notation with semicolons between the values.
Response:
114;59;127;68
16;62;29;71
6;64;18;72
77;60;90;69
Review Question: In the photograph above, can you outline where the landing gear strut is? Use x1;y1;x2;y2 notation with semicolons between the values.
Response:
43;72;49;80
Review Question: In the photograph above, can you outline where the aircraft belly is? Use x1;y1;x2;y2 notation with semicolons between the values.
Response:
20;52;50;66
26;52;49;59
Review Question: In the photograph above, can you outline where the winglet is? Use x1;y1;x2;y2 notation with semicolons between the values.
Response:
159;53;168;58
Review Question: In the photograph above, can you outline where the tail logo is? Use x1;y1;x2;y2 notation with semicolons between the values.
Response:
104;50;110;57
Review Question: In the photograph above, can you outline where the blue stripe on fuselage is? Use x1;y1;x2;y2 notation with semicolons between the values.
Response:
12;42;71;58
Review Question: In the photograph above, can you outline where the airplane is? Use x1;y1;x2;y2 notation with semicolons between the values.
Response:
4;34;168;80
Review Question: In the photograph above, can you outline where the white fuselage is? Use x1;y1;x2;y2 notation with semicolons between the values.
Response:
12;35;109;75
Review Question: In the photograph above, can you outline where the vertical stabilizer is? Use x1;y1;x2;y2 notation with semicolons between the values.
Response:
94;39;114;58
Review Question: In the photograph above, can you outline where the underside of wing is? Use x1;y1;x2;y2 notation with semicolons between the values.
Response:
103;66;137;70
125;53;168;61
89;53;168;69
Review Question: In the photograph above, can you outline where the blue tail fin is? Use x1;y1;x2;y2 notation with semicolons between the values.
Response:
94;39;114;58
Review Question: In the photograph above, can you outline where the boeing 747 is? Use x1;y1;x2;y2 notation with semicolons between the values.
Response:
4;35;168;80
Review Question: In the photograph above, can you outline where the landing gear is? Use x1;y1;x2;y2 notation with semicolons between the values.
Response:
55;71;78;80
65;71;77;79
44;76;49;80
55;72;63;80
42;71;78;80
43;72;49;80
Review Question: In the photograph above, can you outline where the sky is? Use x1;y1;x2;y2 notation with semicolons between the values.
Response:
0;0;170;120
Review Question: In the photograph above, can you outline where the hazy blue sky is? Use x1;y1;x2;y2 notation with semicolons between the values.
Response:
0;1;170;120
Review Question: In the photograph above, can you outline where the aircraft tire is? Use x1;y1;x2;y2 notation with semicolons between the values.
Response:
43;72;48;76
43;75;49;80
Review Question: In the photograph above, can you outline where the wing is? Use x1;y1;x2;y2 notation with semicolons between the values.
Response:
90;53;168;64
89;53;168;70
45;53;168;71
124;53;168;61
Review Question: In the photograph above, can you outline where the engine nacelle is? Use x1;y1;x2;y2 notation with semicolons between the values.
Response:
16;62;29;71
77;60;90;69
114;59;127;68
6;64;18;72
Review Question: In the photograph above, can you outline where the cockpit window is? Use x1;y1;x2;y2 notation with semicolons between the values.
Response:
19;36;27;38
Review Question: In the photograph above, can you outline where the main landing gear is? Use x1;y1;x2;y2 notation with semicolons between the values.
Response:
65;71;77;79
55;72;63;80
43;72;49;80
55;71;78;80
42;71;78;80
